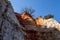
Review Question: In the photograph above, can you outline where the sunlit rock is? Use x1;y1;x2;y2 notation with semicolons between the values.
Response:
35;16;44;26
43;18;60;30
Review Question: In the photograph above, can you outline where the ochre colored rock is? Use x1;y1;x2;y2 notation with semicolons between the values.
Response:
15;12;36;26
35;16;44;26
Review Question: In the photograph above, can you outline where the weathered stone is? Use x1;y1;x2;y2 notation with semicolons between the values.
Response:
0;0;60;40
0;0;24;40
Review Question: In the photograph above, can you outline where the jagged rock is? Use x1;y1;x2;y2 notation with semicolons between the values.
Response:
15;12;36;27
43;18;60;31
0;0;24;40
15;11;60;40
35;16;44;26
1;0;60;40
23;27;56;40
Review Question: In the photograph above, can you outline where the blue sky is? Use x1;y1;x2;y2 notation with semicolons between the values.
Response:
9;0;60;22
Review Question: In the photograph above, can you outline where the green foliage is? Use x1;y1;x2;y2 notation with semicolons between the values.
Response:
44;14;54;19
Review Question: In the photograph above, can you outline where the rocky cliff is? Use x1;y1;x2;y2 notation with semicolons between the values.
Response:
0;0;24;40
15;12;60;40
1;0;60;40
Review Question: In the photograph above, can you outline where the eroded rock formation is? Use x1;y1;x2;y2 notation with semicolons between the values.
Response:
1;0;60;40
0;0;24;40
15;12;60;40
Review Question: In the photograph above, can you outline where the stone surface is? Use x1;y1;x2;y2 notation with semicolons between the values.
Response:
43;18;60;31
0;0;24;40
16;12;60;40
1;0;60;40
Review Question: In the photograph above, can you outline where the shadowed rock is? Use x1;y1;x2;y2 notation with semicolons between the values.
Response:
0;0;24;40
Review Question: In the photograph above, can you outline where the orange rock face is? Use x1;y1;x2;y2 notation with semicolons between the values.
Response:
20;12;32;20
35;16;44;26
15;12;36;27
15;13;44;27
15;13;59;40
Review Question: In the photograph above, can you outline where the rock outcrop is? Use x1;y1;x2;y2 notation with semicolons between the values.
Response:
35;16;44;26
1;0;60;40
43;18;60;31
15;12;60;40
0;0;24;40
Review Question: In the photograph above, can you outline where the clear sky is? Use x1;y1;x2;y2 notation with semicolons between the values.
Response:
9;0;60;22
